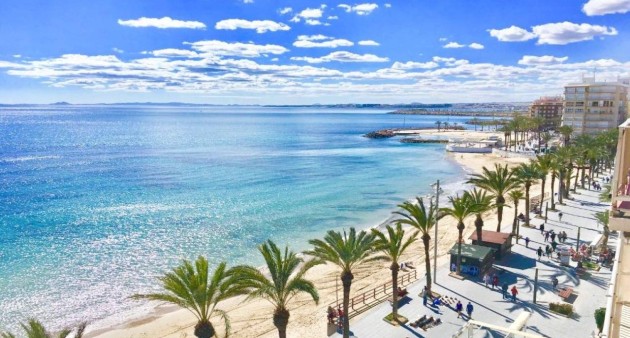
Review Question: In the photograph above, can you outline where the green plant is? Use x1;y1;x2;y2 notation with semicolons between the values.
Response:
550;302;573;316
595;307;606;333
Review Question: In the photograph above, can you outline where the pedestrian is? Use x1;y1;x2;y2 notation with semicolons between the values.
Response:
483;273;490;287
456;300;463;318
422;286;428;306
337;306;344;327
544;231;550;242
550;232;556;242
551;240;558;252
539;223;545;235
545;244;552;257
327;306;335;324
537;246;543;261
558;212;563;222
510;285;518;302
525;236;530;248
552;276;559;289
501;282;508;299
466;302;474;319
492;274;499;289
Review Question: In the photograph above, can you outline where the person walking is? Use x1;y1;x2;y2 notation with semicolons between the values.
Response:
483;273;491;288
552;276;559;290
501;282;508;299
492;275;499;289
466;302;474;319
456;300;463;318
545;244;552;258
558;212;563;223
537;246;543;261
510;285;518;302
539;223;545;235
550;231;556;242
525;237;530;248
422;286;428;306
544;231;550;242
551;240;558;252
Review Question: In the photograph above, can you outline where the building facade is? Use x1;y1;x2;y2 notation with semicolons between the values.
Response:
528;96;563;130
562;77;629;135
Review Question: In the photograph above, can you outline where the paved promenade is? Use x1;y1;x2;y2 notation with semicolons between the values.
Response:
332;185;615;338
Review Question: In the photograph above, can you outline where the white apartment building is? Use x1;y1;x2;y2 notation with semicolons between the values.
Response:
562;77;629;135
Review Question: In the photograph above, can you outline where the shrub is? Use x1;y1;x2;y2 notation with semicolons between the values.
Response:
550;302;573;316
595;307;606;332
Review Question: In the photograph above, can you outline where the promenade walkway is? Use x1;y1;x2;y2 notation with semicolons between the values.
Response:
332;185;614;338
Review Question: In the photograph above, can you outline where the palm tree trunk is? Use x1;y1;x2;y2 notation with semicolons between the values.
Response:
422;234;432;292
550;174;556;209
525;184;531;227
341;271;353;338
273;308;290;338
194;320;215;338
456;222;464;275
512;201;519;235
390;263;400;319
475;214;483;242
565;168;572;198
558;170;564;204
574;167;579;190
496;196;505;232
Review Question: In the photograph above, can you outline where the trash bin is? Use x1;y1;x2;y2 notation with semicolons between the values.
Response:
558;245;571;265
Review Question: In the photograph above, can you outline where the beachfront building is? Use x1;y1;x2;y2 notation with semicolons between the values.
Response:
528;96;563;130
603;118;630;337
562;77;629;135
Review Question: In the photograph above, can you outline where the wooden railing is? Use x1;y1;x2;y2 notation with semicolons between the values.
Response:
327;269;419;318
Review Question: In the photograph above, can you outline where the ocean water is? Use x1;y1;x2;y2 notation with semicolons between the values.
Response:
0;106;474;332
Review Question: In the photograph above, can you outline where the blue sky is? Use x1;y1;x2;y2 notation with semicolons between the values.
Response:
0;0;629;104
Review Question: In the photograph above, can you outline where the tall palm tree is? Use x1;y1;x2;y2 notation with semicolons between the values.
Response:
536;154;553;212
1;320;86;338
549;156;560;210
394;198;436;293
133;257;243;338
558;125;574;147
440;195;474;275
306;228;377;338
467;163;520;232
465;188;495;242
435;120;442;132
512;162;542;228
231;241;320;338
371;223;417;320
508;189;524;239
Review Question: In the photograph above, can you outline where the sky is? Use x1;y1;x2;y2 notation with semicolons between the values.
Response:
0;0;629;104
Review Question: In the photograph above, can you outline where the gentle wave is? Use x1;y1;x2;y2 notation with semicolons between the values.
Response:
0;155;61;163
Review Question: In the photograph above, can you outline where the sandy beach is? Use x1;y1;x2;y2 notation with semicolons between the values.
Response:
89;130;538;338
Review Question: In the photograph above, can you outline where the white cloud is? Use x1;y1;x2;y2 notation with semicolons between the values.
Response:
468;43;484;49
271;58;279;62
438;37;448;42
384;3;392;8
391;61;439;70
150;48;200;58
305;19;324;26
337;3;379;15
489;22;617;45
291;51;389;63
242;0;254;3
358;40;380;46
279;7;293;15
117;17;206;29
488;25;536;42
293;35;354;48
215;19;290;33
328;15;339;20
444;42;465;48
532;22;617;45
112;48;124;54
518;55;569;65
291;5;328;24
185;40;289;57
13;54;22;58
583;0;630;15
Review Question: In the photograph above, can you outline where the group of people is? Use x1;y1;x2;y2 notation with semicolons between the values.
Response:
591;181;604;191
455;300;475;319
326;306;345;326
482;272;519;302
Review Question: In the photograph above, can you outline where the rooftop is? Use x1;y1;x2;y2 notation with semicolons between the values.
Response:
448;243;494;260
469;230;511;244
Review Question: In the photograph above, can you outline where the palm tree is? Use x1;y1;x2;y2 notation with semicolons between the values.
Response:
512;162;542;228
508;189;524;239
231;241;319;338
1;319;86;338
467;164;520;232
133;257;243;338
536;154;553;212
371;223;417;320
558;125;574;147
595;211;610;249
306;228;377;338
435;120;442;132
549;155;560;210
394;198;436;293
440;195;474;275
465;188;495;242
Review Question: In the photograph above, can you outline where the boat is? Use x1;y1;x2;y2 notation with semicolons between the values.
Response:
445;139;496;153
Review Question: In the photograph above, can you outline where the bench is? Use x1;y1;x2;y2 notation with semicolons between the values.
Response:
558;287;573;299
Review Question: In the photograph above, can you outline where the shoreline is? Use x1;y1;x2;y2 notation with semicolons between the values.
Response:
88;132;533;338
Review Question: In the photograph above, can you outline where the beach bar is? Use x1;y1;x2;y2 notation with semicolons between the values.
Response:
449;244;495;276
469;230;513;260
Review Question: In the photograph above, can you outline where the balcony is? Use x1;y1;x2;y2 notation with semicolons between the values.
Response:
610;119;630;231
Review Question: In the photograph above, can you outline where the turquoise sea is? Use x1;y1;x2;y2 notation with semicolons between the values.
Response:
0;106;476;331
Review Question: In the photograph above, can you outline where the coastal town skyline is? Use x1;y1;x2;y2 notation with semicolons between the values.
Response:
1;0;629;104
